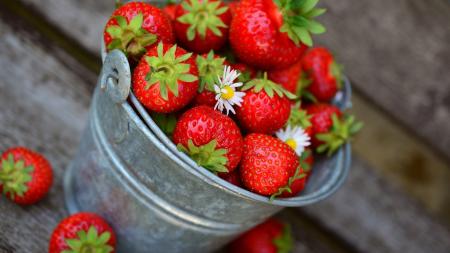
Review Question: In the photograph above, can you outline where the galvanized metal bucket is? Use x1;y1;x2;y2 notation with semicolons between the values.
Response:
64;49;351;253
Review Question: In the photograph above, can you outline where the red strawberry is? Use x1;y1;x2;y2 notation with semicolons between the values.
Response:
193;51;228;107
133;43;199;113
229;0;325;70
228;1;239;17
228;218;293;253
306;103;362;155
236;74;296;134
0;147;53;205
231;63;257;84
104;2;175;63
49;212;116;253
240;134;299;196
173;106;243;172
268;60;303;95
219;170;242;187
280;148;314;198
174;0;231;54
163;3;178;21
302;47;343;102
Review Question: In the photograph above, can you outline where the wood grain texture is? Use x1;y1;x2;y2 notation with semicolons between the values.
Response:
18;0;450;161
303;156;450;253
317;0;450;160
0;19;93;253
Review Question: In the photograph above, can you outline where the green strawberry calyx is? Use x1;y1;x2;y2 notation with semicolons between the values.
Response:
196;50;226;92
275;0;327;47
287;102;312;129
63;226;113;253
316;113;363;156
297;72;319;103
330;60;344;90
242;72;297;99
106;13;157;61
273;224;294;253
0;154;34;199
177;139;229;173
177;0;229;41
145;43;198;101
270;166;306;201
299;148;312;172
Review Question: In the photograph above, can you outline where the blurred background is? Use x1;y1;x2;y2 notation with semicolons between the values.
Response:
0;0;449;252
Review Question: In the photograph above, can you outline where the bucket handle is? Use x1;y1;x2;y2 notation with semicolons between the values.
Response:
100;50;131;104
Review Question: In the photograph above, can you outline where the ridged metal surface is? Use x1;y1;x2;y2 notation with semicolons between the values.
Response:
64;50;352;253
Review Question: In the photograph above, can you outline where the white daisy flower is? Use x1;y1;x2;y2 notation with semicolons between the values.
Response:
276;125;311;156
213;66;246;115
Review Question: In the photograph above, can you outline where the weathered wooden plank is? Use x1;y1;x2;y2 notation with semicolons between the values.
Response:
17;0;450;162
0;18;94;253
302;156;450;253
317;0;450;160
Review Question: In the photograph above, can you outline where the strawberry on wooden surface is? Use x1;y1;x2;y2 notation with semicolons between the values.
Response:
302;47;344;102
0;147;53;205
173;106;244;173
236;74;296;134
132;42;199;113
49;212;116;253
104;2;175;63
306;103;362;155
239;133;299;196
174;0;231;54
229;0;326;70
228;218;293;253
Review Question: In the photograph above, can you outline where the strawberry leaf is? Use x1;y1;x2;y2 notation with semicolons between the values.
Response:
315;113;363;156
273;224;294;253
63;226;113;253
242;73;297;100
276;0;326;46
0;154;34;199
177;139;229;173
144;43;198;101
270;166;306;201
177;0;228;40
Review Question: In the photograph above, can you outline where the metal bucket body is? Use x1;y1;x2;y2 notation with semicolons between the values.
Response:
64;51;352;253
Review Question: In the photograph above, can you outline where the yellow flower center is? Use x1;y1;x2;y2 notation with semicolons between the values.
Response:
221;86;235;100
285;139;297;150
